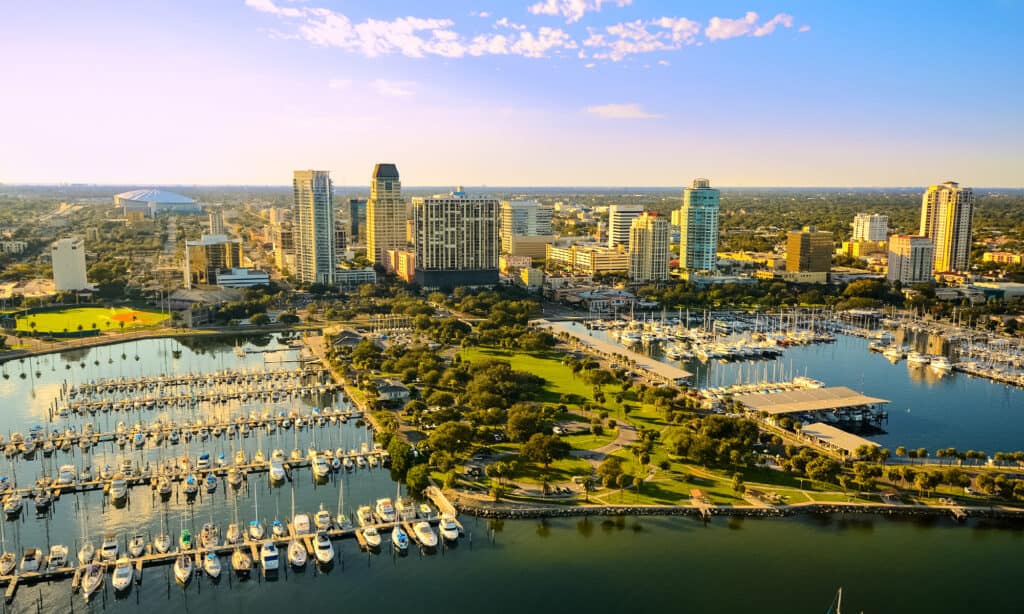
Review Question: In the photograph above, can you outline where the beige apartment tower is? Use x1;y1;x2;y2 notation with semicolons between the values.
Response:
919;181;974;273
628;212;670;283
786;227;833;273
366;163;406;265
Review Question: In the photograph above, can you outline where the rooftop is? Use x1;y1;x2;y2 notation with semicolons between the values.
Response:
734;386;888;415
372;163;399;179
801;423;879;455
114;189;195;204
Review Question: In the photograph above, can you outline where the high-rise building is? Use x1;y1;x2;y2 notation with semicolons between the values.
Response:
852;213;888;242
628;212;670;283
208;209;225;235
184;234;244;288
412;187;499;288
292;170;336;285
334;219;348;261
51;237;89;291
887;235;934;285
919;181;974;273
678;178;720;271
348;198;367;243
607;204;644;248
786;226;833;273
500;200;554;258
366;163;405;265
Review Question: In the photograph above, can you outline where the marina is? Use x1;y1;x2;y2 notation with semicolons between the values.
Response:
0;334;468;609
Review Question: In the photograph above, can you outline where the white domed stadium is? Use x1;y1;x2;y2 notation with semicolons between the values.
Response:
114;189;200;216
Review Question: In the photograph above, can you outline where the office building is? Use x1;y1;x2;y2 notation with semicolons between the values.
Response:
208;209;225;235
678;178;720;271
348;198;367;243
334;219;348;257
215;267;270;288
786;226;833;273
628;212;670;283
366;164;405;265
336;266;378;288
501;200;554;257
292;170;336;285
887;235;934;285
920;181;974;273
51;237;89;291
852;213;888;242
607;204;644;248
386;249;417;283
546;242;630;276
184;234;244;288
412;187;499;288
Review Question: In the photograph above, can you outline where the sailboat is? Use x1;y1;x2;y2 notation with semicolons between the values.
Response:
231;546;252;577
248;487;265;540
287;488;307;568
335;481;352;530
391;485;409;552
0;507;15;575
154;510;171;554
826;587;843;614
111;556;133;592
81;562;104;602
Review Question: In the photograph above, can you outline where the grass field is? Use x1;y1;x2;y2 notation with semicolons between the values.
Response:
16;307;168;333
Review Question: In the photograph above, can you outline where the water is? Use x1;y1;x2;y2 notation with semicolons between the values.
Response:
568;324;1024;453
1;334;1022;613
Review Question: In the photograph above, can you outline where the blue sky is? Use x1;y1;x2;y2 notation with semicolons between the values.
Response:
1;0;1022;186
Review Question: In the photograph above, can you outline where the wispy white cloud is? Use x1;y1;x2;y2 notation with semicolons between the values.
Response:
371;79;416;98
470;10;491;18
657;59;670;66
583;16;699;61
584;103;659;119
799;25;811;33
327;78;352;90
527;0;632;24
706;11;794;41
247;2;802;62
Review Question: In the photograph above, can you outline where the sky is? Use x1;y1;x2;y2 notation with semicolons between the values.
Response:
1;0;1022;187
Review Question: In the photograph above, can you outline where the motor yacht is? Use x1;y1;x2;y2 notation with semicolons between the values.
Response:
374;498;396;523
127;533;145;557
438;513;460;541
19;548;42;572
314;504;332;531
111;556;133;592
361;526;382;549
312;531;333;564
47;544;68;570
412;521;438;548
259;542;279;575
99;535;119;562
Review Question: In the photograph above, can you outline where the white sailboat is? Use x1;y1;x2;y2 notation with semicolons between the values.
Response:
81;563;104;602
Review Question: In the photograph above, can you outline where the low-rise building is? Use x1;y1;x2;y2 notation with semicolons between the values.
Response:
214;267;270;288
336;266;377;288
0;240;28;254
517;267;543;291
982;251;1023;266
546;242;629;275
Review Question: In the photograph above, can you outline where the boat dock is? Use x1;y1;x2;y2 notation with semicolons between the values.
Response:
0;488;462;601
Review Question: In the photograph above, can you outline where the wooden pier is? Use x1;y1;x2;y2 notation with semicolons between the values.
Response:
0;487;462;600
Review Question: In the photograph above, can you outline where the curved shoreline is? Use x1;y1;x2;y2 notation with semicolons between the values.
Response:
451;497;1024;521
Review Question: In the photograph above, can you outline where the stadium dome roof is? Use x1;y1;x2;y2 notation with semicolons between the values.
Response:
115;189;195;204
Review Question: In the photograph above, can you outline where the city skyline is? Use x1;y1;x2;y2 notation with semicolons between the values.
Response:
1;1;1022;187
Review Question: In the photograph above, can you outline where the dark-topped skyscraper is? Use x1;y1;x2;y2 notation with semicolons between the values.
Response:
366;163;405;265
292;170;336;285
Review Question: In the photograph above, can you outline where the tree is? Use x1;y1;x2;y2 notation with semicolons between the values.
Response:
520;433;569;468
731;472;745;494
597;457;623;486
895;446;907;460
427;421;474;454
250;313;271;326
405;464;430;495
388;438;412;482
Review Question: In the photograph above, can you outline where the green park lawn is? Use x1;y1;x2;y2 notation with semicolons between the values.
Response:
459;347;611;406
16;307;168;333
